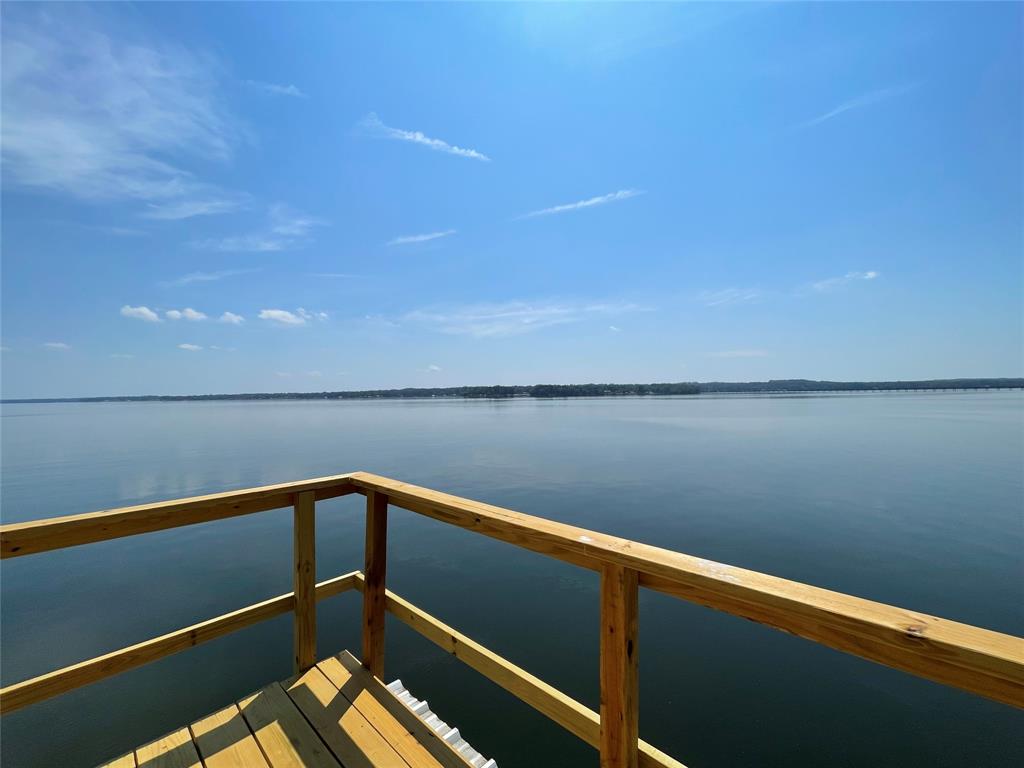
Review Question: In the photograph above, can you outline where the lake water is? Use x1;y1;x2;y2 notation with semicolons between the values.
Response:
1;393;1022;767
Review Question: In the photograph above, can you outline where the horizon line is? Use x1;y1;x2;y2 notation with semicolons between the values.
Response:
3;377;1021;403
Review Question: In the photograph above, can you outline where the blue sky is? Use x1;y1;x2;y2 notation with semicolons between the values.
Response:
1;2;1021;398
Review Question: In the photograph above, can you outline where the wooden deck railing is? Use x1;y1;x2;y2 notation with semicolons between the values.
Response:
1;471;1021;768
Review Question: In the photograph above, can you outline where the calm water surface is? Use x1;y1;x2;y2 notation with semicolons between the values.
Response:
1;393;1022;767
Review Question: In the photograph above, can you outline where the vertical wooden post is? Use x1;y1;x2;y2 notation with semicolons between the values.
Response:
293;490;316;673
362;490;388;678
600;563;639;768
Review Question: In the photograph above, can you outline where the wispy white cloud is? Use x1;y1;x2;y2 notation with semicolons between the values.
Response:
43;341;71;350
96;226;147;237
268;203;325;237
110;353;134;359
219;311;245;325
121;305;162;322
405;300;647;338
698;288;762;307
178;343;202;351
296;308;328;322
811;270;879;293
712;349;769;358
359;112;490;162
141;197;245;220
195;203;326;252
609;325;622;332
426;364;442;372
162;269;257;288
799;85;916;129
245;80;306;98
518;189;644;219
388;230;456;246
196;234;288;253
165;307;207;321
1;9;244;215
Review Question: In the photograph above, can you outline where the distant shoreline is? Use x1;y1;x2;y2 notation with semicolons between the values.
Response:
3;378;1022;404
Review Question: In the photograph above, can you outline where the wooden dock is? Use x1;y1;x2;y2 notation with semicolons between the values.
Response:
2;471;1022;767
101;650;493;768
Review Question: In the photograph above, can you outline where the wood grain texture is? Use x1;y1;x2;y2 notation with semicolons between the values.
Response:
349;472;1024;708
134;727;201;768
361;490;388;678
294;491;317;673
0;571;360;714
190;703;269;768
238;684;341;768
600;564;639;768
316;654;447;768
352;573;685;768
1;474;356;558
284;665;407;768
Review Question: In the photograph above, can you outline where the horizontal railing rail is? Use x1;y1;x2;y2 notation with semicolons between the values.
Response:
1;472;1021;768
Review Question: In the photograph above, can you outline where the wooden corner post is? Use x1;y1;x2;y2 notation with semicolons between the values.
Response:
293;490;317;673
362;490;388;678
600;563;639;768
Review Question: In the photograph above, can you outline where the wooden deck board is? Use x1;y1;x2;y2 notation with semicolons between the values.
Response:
134;727;201;768
284;665;409;768
318;652;462;768
98;754;137;768
239;683;342;768
190;703;270;768
99;648;487;768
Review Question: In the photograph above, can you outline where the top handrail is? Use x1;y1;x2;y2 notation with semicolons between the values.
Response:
1;471;1021;708
0;472;358;557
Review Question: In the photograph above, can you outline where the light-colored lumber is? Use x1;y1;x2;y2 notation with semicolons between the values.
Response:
352;574;685;768
600;564;639;768
99;753;137;767
294;491;317;673
189;703;269;767
362;490;388;678
284;665;407;768
239;683;341;768
1;473;356;558
134;726;201;768
0;571;360;714
349;472;1024;708
319;652;461;768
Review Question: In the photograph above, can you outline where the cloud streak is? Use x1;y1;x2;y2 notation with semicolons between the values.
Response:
799;85;916;129
698;288;762;307
359;113;490;162
811;270;879;293
162;269;258;287
141;198;245;220
388;230;456;246
195;204;326;252
518;189;644;219
246;80;306;98
405;300;646;338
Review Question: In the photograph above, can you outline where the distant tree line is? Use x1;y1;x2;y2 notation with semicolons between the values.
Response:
4;378;1021;404
696;378;1023;393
